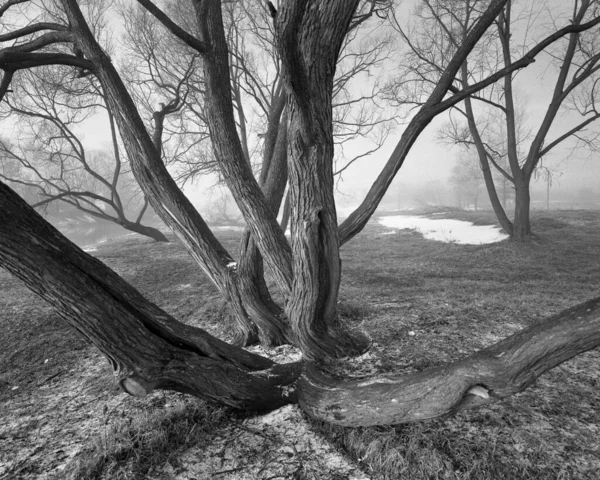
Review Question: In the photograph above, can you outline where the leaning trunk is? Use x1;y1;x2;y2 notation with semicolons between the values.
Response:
0;181;301;409
122;220;169;243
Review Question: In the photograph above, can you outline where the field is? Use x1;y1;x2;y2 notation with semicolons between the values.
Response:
1;209;600;479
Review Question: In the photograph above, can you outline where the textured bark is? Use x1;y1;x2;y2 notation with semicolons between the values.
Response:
276;0;369;360
233;105;293;347
195;0;293;294
61;0;233;292
299;296;600;426
0;181;301;409
512;180;532;239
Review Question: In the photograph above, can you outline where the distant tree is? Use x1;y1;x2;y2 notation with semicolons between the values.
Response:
0;64;168;242
450;155;484;209
393;0;600;239
2;0;600;433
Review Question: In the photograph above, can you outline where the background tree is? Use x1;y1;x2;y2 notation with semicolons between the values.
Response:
450;154;484;209
1;0;600;432
0;65;168;242
392;0;600;239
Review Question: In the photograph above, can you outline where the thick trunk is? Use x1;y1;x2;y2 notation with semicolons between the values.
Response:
122;221;169;243
276;0;369;361
512;180;532;240
0;181;301;409
299;296;600;426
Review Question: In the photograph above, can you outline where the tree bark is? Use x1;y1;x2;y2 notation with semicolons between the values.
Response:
275;0;370;361
0;180;301;409
233;103;293;347
194;0;293;294
512;179;532;239
299;296;600;426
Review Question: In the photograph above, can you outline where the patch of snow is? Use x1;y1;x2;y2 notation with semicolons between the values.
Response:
82;247;98;252
157;404;370;480
378;215;508;245
211;225;245;232
227;261;237;269
82;215;96;223
245;344;303;364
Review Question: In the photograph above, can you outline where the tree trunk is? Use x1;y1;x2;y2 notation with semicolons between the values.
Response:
273;0;370;361
461;61;514;235
122;221;169;243
232;103;293;347
0;181;301;409
512;179;532;240
299;296;600;426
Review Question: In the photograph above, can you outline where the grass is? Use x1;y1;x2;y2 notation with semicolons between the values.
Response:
1;209;600;479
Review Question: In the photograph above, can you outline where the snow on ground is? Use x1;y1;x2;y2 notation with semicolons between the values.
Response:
378;215;508;245
154;404;370;480
210;225;246;232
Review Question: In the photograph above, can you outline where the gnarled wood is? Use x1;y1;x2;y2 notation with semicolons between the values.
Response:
275;0;370;360
0;181;301;410
299;297;600;426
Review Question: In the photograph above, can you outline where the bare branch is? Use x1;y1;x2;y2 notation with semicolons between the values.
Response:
136;0;209;53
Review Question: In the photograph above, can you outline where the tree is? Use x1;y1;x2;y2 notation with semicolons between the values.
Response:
394;0;600;239
450;154;484;209
0;65;168;242
1;0;600;431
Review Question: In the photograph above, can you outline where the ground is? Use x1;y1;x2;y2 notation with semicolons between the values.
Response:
1;209;600;479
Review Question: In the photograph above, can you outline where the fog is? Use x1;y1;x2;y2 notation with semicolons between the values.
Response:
2;0;599;244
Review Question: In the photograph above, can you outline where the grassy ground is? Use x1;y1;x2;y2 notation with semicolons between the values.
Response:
1;209;600;479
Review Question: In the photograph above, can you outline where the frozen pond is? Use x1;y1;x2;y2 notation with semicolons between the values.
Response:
378;215;508;245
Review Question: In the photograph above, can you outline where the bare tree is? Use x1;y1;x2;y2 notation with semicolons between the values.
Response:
1;0;600;433
394;0;600;239
0;65;168;242
450;154;484;209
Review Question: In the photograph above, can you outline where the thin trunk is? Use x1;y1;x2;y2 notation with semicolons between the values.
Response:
122;220;169;243
0;181;301;409
338;0;510;245
196;0;293;294
462;90;513;235
62;0;234;294
233;105;293;347
498;4;530;239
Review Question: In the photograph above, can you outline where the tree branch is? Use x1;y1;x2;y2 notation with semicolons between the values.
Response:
136;0;209;53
